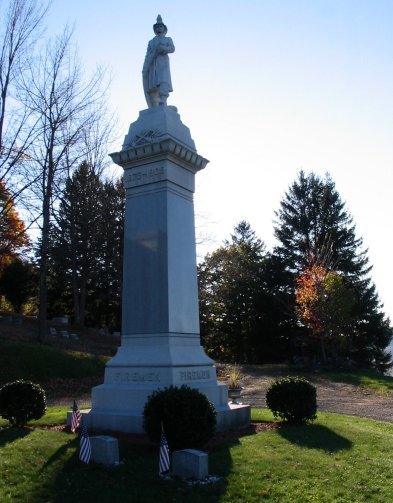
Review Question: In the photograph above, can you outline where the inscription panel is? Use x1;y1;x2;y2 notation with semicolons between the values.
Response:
179;370;211;382
125;166;165;188
112;371;160;383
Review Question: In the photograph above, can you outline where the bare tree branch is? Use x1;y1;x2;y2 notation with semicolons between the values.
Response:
0;0;50;217
19;26;113;341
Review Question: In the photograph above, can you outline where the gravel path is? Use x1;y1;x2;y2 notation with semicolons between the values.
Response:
48;367;393;424
240;369;393;423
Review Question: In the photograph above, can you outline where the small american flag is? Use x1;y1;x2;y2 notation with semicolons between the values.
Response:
79;419;91;464
159;425;170;476
71;400;82;433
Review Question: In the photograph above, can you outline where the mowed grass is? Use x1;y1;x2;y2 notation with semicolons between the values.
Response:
0;339;107;384
319;369;393;394
0;407;79;429
1;408;393;502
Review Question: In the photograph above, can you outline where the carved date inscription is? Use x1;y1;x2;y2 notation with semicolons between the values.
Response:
125;166;165;187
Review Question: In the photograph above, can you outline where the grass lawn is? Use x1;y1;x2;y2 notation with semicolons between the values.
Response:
1;408;393;502
0;340;107;384
319;369;393;394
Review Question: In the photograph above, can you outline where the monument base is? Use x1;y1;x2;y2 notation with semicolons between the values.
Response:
87;368;250;434
86;334;251;433
81;402;250;434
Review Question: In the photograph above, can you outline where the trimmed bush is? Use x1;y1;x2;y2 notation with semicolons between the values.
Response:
266;376;317;424
0;380;47;427
143;385;216;450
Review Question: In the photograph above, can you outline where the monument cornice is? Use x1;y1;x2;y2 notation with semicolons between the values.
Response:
110;138;209;172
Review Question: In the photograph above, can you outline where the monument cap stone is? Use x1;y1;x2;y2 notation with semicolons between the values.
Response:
121;105;196;151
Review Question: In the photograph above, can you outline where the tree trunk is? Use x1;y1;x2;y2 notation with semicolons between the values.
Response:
38;154;55;342
38;189;51;342
70;196;81;325
72;273;80;325
79;275;87;327
320;336;327;364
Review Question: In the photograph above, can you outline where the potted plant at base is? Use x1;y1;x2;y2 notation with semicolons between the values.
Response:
227;363;243;404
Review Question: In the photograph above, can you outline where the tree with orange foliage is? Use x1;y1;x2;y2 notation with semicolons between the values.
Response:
275;171;392;370
295;263;355;363
0;180;30;266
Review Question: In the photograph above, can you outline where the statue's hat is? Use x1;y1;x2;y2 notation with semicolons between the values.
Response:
153;15;168;35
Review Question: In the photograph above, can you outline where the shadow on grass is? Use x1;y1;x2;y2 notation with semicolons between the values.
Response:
0;425;32;446
29;435;237;503
40;435;79;472
278;423;352;453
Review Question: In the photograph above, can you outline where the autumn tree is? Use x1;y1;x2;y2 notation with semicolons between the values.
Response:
0;257;37;312
0;179;29;265
295;264;355;363
274;171;392;369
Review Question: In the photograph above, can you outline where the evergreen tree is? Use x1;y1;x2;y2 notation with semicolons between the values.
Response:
198;221;288;362
48;162;102;325
48;163;124;329
274;171;392;368
88;178;124;329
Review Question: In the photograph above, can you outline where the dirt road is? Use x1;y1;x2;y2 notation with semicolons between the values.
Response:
240;366;393;423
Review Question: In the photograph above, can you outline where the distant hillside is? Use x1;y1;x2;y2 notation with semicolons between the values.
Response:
0;339;109;403
0;312;119;356
0;314;116;403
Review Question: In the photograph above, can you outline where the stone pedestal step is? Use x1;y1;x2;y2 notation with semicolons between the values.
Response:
68;403;250;435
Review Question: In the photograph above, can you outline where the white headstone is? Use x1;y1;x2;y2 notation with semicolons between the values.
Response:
90;435;119;465
172;449;208;480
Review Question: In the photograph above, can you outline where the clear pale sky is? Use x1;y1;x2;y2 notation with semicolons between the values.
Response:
45;1;393;325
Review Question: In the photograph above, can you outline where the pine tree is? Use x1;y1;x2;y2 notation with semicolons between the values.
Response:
48;163;124;329
274;171;392;368
48;162;102;325
198;221;287;362
89;178;124;328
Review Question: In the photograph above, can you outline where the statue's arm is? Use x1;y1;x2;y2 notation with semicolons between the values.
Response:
157;37;175;55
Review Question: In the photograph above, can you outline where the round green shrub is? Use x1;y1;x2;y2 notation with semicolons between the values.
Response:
0;380;47;427
143;385;217;450
266;376;317;424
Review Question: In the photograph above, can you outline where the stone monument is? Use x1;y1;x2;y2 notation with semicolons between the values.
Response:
87;15;250;433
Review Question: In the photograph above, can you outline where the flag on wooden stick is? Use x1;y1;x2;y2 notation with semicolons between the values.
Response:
79;418;91;464
71;400;82;433
159;423;170;477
